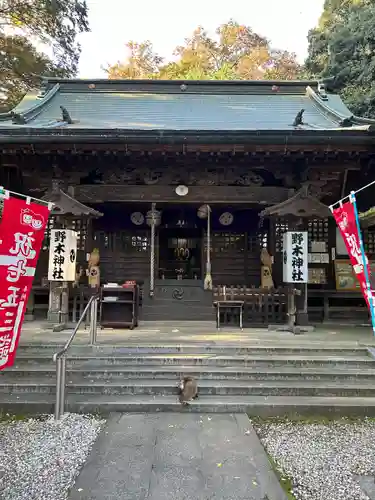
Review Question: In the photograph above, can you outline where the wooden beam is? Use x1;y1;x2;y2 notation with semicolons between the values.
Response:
74;184;290;204
0;143;372;154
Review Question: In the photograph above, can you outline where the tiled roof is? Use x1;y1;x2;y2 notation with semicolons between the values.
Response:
0;78;373;132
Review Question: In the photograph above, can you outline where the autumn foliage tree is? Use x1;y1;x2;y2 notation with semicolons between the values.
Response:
105;20;302;81
0;0;89;112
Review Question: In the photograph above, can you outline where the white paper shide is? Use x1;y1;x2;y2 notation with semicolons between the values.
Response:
283;231;308;283
48;229;77;281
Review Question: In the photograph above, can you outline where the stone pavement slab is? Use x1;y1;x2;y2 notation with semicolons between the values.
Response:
356;475;375;499
68;412;287;500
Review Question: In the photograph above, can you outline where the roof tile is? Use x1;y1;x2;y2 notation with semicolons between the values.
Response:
0;79;364;132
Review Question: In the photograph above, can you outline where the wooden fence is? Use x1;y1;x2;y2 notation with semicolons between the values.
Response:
213;285;294;326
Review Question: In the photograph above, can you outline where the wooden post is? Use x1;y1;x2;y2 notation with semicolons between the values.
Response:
25;292;35;321
296;219;309;326
48;281;62;323
287;285;296;329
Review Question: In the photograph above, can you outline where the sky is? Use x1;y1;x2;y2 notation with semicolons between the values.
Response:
77;0;325;78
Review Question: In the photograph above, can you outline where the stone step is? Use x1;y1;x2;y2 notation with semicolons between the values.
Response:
137;320;217;326
5;364;375;382
17;344;371;357
3;394;375;417
141;301;213;307
13;353;375;368
139;315;216;322
3;378;375;397
139;313;216;321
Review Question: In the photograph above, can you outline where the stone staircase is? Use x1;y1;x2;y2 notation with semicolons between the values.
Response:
2;342;375;417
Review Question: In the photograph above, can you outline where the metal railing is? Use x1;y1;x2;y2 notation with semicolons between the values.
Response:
53;294;99;420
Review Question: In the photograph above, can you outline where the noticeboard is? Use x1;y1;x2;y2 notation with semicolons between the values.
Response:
334;259;375;291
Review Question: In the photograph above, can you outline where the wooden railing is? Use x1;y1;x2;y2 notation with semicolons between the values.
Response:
213;285;296;326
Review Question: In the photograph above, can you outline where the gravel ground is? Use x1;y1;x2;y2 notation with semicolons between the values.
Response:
0;413;105;500
254;418;375;500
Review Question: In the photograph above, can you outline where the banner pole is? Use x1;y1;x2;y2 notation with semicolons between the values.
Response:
0;186;53;208
350;191;375;336
330;178;375;210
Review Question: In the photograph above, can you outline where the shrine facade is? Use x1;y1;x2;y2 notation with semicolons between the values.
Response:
1;76;375;326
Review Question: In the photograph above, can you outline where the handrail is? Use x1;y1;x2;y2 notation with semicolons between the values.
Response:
53;294;99;420
53;295;97;362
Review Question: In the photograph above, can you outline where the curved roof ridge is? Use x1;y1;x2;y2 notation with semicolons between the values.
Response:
29;77;324;96
0;83;60;124
306;85;375;126
42;77;322;87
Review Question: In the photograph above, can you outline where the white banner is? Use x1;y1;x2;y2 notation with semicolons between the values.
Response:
48;229;77;281
283;231;308;283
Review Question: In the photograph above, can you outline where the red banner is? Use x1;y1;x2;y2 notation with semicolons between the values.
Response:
0;196;50;370
332;200;373;309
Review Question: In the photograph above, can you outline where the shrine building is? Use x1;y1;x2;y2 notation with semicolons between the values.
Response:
1;76;375;327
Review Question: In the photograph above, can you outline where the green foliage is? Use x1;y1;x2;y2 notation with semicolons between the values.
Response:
0;0;89;112
306;0;375;117
105;20;302;82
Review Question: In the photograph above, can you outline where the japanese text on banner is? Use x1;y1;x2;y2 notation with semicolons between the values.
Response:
48;229;77;282
0;197;50;370
282;231;308;283
332;201;373;309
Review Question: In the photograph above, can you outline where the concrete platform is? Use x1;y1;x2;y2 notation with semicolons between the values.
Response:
18;320;375;347
67;412;287;500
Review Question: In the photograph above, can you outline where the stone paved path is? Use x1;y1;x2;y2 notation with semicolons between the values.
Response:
68;412;286;500
19;321;375;347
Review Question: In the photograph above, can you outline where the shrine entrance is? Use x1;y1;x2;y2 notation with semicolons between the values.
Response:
158;228;202;280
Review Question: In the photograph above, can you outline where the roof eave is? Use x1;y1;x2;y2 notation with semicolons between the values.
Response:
307;85;375;127
42;189;103;217
260;188;332;218
360;209;375;228
0;128;373;146
0;84;61;125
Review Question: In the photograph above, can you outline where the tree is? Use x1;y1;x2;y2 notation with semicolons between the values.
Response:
105;20;302;81
107;41;163;80
0;0;89;111
306;0;375;117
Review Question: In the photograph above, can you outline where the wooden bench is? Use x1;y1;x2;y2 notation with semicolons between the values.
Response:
308;289;369;322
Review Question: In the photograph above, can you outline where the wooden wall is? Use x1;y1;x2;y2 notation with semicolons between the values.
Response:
204;223;268;286
91;229;150;284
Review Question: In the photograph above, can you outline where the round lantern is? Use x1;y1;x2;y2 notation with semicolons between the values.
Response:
197;204;209;219
146;209;161;227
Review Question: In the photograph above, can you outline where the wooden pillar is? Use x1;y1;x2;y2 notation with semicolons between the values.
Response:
268;217;277;287
48;282;62;323
244;231;249;286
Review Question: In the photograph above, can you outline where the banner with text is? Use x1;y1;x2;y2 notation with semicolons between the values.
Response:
332;200;374;309
0;196;50;370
